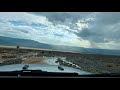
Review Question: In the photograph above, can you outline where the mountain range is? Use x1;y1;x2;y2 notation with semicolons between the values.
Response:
0;36;120;56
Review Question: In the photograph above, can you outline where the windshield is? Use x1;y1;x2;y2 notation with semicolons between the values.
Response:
0;12;120;75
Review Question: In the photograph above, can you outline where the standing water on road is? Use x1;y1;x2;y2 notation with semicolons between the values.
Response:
43;56;60;65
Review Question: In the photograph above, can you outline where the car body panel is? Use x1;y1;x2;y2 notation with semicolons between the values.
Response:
0;64;92;75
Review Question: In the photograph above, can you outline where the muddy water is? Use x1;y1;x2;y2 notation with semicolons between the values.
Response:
22;56;60;65
22;56;45;64
21;56;81;70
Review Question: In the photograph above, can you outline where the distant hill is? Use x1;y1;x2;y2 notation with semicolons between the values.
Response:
0;36;87;52
0;36;52;49
0;36;120;56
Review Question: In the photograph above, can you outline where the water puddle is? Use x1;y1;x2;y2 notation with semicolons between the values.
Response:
43;56;59;65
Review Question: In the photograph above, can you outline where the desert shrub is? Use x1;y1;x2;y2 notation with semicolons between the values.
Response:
16;45;20;49
2;55;16;59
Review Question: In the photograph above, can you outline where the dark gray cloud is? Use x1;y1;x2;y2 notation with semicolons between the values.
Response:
74;12;120;43
94;12;120;25
30;12;120;40
29;12;91;25
75;28;105;42
29;12;120;49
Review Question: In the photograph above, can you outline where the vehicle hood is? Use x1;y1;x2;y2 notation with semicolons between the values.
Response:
0;64;92;75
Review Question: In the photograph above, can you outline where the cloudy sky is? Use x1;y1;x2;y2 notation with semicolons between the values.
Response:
0;12;120;50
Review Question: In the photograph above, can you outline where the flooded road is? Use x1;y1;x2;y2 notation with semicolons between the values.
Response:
21;56;81;70
22;56;59;65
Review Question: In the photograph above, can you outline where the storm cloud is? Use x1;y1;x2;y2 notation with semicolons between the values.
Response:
30;12;120;49
0;12;120;50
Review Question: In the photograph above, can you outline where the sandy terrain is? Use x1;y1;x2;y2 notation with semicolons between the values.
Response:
22;57;44;64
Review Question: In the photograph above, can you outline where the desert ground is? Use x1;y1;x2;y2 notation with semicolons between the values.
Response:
0;45;120;74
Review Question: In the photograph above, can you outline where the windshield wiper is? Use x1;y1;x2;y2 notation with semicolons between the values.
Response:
1;70;120;77
0;70;79;76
